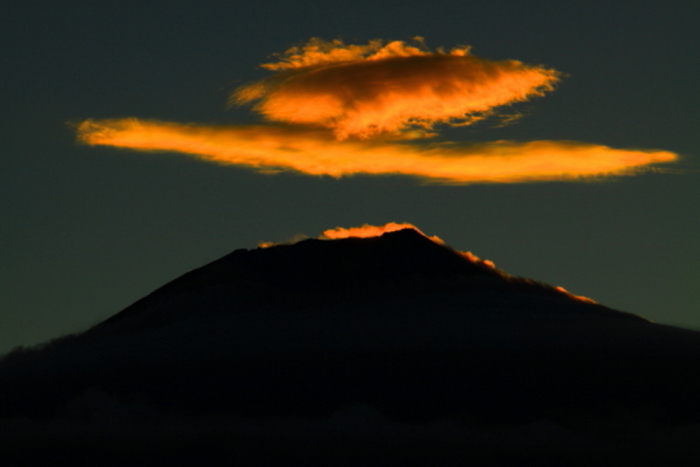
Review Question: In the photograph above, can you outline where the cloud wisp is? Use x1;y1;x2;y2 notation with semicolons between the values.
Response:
321;222;426;239
77;38;678;183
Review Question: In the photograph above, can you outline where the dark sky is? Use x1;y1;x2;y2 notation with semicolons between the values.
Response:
1;0;698;354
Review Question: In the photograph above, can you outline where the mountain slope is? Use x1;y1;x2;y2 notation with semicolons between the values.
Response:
90;228;644;333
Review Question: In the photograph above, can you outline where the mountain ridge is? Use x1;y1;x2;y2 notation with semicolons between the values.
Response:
90;228;644;335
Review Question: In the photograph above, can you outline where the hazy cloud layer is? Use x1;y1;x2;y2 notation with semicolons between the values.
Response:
7;411;700;464
77;119;676;183
233;38;560;139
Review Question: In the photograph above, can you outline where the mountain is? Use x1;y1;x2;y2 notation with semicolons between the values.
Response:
3;227;700;465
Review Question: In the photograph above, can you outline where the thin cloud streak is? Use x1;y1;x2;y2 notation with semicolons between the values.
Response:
233;38;560;139
77;119;677;184
321;223;440;241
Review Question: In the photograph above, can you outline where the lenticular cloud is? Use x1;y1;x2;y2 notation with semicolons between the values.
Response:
76;37;678;183
232;38;560;140
77;119;676;183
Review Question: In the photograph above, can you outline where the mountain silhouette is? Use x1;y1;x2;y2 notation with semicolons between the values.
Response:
90;227;644;332
2;227;700;465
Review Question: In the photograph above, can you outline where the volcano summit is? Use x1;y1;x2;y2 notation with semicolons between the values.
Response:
2;226;700;464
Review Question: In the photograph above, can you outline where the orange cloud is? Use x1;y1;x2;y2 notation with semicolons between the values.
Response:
321;222;435;240
233;38;561;140
554;286;597;304
76;38;679;183
76;119;677;184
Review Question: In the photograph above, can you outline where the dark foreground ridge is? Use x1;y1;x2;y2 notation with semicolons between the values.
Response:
2;228;700;465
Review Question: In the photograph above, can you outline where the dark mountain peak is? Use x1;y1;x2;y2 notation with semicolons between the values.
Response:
96;227;500;330
93;225;643;334
245;227;493;282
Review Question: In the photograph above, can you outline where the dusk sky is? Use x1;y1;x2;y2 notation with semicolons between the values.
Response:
1;1;698;354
